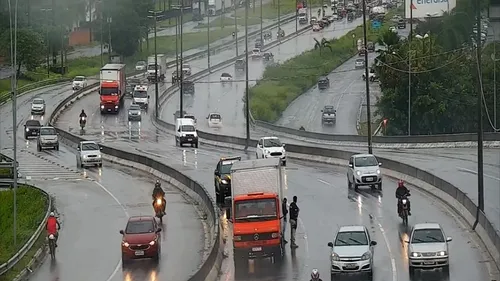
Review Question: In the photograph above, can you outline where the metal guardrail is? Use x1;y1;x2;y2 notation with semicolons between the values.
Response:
0;183;52;276
0;78;71;106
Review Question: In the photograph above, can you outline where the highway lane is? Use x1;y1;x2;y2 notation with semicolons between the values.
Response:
1;85;205;281
57;91;490;281
160;18;367;136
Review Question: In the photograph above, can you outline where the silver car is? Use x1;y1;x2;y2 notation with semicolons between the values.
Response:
128;104;141;121
328;225;377;279
31;98;46;115
76;141;102;167
37;126;59;151
406;223;452;275
347;154;382;190
355;58;365;69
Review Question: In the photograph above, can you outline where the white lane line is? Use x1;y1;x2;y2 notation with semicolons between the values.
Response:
317;179;331;185
457;167;500;181
91;180;129;281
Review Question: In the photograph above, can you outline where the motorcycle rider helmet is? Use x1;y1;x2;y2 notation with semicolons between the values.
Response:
50;212;55;217
311;268;320;280
398;179;404;188
155;180;161;187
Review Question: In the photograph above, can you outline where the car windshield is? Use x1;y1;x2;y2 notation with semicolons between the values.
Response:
81;142;99;151
253;49;260;53
220;159;239;174
221;73;231;77
100;88;118;95
235;198;277;220
148;65;160;70
40;127;56;135
133;91;148;98
26;120;40;126
74;77;85;81
33;99;44;104
182;64;190;69
354;156;378;167
210;114;221;120
125;220;155;234
356;59;364;63
411;229;445;243
129;105;140;110
263;138;282;147
324;107;335;113
319;78;328;82
181;125;195;132
185;115;195;120
136;61;146;66
335;231;368;246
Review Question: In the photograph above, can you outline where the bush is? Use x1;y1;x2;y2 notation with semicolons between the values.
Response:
249;17;392;122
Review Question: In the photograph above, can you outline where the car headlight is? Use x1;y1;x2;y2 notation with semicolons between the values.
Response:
221;179;228;184
264;150;269;154
331;252;340;261
100;105;104;109
361;251;372;260
356;170;361;176
234;236;242;241
97;154;102;158
26;128;30;132
437;251;447;256
149;240;155;246
122;241;129;247
271;232;279;238
411;252;422;257
376;169;381;174
114;106;118;109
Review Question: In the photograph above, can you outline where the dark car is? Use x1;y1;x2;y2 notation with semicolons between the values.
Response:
367;41;375;52
310;16;318;25
235;59;245;71
120;216;162;263
182;81;195;95
24;120;41;139
172;71;180;84
397;19;406;29
214;156;241;204
318;76;330;90
263;31;272;40
321;105;336;124
358;47;367;56
255;38;263;49
263;52;274;61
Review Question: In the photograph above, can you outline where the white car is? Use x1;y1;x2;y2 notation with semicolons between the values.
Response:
354;58;365;69
220;72;233;81
389;26;397;33
31;98;46;115
135;61;147;71
255;137;286;166
313;24;322;31
405;223;452;275
347;154;382;190
328;225;377;279
207;113;222;127
182;63;192;76
128;104;142;121
72;76;87;90
76;141;102;167
251;48;261;58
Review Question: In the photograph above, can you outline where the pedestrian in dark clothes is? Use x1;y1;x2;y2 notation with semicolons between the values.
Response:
282;197;288;244
289;196;299;248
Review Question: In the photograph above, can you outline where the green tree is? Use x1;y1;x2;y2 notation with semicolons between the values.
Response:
313;38;332;55
0;28;46;77
377;29;400;52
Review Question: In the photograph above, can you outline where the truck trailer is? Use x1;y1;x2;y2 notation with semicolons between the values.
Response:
147;54;167;82
230;158;285;266
100;64;126;113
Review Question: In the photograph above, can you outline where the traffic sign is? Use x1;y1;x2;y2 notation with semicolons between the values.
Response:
371;20;381;30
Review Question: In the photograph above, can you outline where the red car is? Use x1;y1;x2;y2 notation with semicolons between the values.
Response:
120;216;162;263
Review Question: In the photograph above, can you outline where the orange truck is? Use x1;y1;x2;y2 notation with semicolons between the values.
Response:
230;158;285;266
99;64;126;114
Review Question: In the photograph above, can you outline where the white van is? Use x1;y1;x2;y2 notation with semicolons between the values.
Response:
175;118;199;148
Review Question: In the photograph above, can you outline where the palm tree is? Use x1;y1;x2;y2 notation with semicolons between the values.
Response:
314;38;332;55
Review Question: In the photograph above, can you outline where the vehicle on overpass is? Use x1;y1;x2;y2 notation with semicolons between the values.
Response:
318;76;330;90
100;64;126;114
255;136;287;166
220;72;233;82
321;105;336;125
235;59;246;71
327;225;377;279
214;156;241;204
120;216;162;264
72;75;88;90
207;112;222;127
147;54;166;82
347;154;382;190
182;63;192;76
355;58;365;69
362;68;378;82
76;140;102;168
231;158;285;266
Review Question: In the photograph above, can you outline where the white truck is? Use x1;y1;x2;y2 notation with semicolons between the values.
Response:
147;54;166;82
207;0;231;16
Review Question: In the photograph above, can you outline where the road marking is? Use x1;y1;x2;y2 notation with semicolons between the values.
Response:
317;178;331;185
457;167;500;181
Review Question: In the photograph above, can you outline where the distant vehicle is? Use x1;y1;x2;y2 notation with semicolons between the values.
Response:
298;10;308;24
406;223;452;276
24;120;41;139
135;61;147;71
235;59;246;71
263;31;272;40
120;216;162;264
128;104;142;121
72;76;88;90
207;112;222;127
255;38;263;49
100;64;126;113
355;58;365;69
397;19;406;29
172;71;181;84
126;78;141;96
313;24;322;31
251;48;262;58
328;225;377;279
389;26;397;33
366;41;375;52
220;72;233;81
310;16;318;24
182;64;192;76
347;153;382;190
37;126;59;151
132;85;149;109
318;76;330;89
213;156;241;204
256;136;286;166
31;98;46;115
362;69;378;82
184;113;197;126
263;52;274;62
321;105;336;125
76;141;102;167
147;55;166;82
358;48;367;56
175;118;198;148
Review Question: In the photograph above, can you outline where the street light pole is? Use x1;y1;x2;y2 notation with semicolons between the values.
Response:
148;11;160;119
260;0;263;43
234;8;238;56
408;0;413;135
180;6;184;117
107;17;112;62
493;44;498;128
277;0;281;38
41;8;51;78
207;10;211;72
244;0;250;149
361;0;372;154
100;10;103;66
175;16;179;78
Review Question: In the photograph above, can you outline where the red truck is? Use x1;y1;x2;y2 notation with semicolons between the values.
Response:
100;64;126;114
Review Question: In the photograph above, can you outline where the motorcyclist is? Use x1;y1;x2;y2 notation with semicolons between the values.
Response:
310;269;323;281
46;212;61;247
79;110;87;119
299;126;305;131
232;32;235;38
395;179;411;215
152;180;166;213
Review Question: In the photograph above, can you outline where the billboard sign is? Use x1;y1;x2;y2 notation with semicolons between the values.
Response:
405;0;457;19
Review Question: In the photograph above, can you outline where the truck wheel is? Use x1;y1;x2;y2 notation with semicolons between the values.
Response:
37;144;41;152
55;144;59;151
194;142;199;148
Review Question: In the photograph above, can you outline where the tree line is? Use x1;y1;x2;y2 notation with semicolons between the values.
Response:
374;0;499;135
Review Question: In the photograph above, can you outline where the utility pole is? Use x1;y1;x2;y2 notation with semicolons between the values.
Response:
492;45;498;128
100;11;103;66
41;8;52;78
408;0;413;135
260;0;263;43
207;10;211;72
295;4;298;32
179;6;185;117
107;17;112;62
361;0;372;154
234;8;238;56
148;10;160;118
473;0;484;230
245;0;250;149
277;0;281;39
175;16;179;78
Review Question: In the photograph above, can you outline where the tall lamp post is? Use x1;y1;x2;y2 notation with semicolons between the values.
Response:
174;4;186;117
107;17;112;62
234;7;238;56
361;0;372;153
148;10;161;118
260;0;263;43
41;8;52;78
244;0;250;148
207;9;211;72
408;0;413;135
491;47;499;129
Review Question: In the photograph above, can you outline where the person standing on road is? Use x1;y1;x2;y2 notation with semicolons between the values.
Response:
289;196;300;248
282;197;288;244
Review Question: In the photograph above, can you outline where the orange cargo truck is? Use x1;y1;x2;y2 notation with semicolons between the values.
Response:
230;158;285;266
99;64;126;114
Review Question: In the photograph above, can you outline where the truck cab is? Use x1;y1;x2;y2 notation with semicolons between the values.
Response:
230;158;285;266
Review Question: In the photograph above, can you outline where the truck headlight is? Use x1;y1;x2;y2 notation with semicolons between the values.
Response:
356;170;361;176
149;241;155;246
411;252;421;257
234;236;242;241
221;179;228;184
100;105;104;109
26;128;29;132
114;106;118;109
376;169;381;174
361;251;371;260
437;251;447;256
97;154;101;158
271;232;279;238
138;111;141;115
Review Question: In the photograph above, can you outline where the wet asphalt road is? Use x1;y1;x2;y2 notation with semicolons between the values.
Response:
56;86;491;281
0;83;205;281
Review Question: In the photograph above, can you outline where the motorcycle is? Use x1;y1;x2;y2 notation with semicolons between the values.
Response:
48;234;56;259
398;194;410;225
153;196;166;223
277;30;285;38
79;116;86;130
